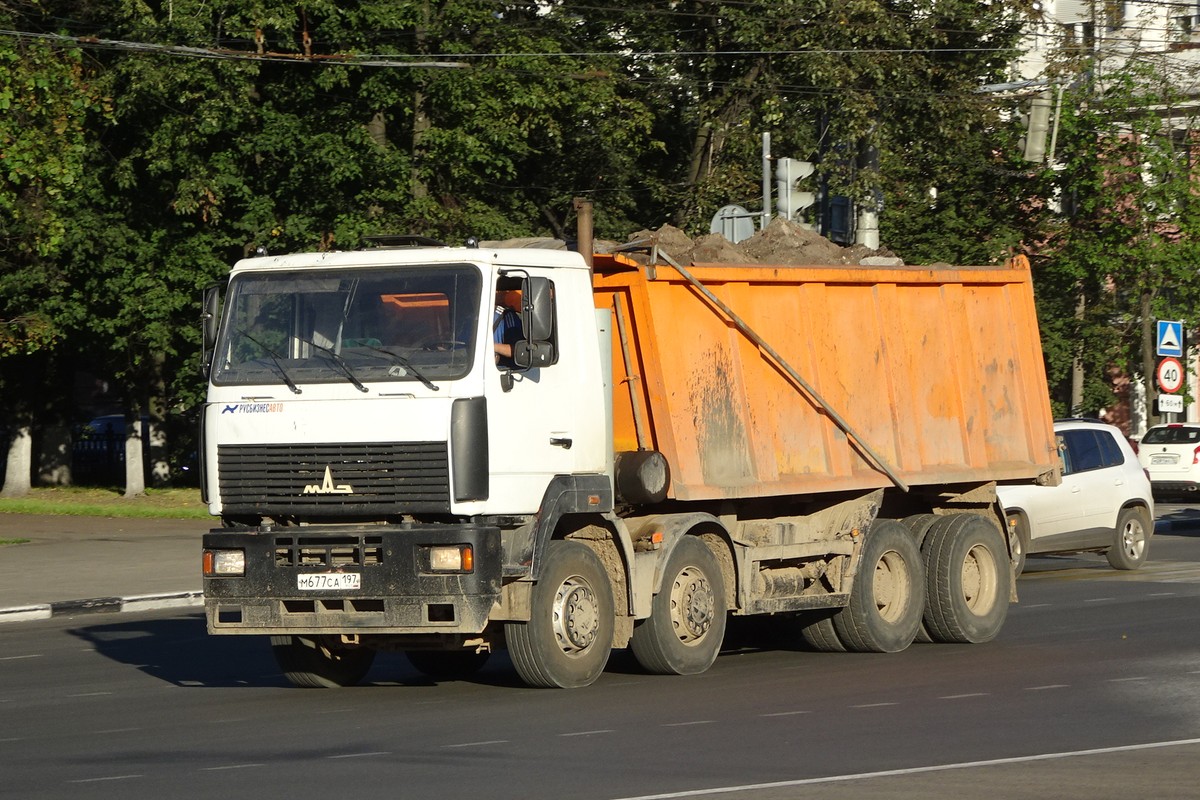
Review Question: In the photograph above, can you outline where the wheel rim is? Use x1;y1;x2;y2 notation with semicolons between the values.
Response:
670;565;715;644
1120;518;1146;560
960;543;1000;613
873;549;911;622
552;575;601;655
1008;518;1023;560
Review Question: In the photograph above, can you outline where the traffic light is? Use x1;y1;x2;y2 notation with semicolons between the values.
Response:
1023;90;1053;164
775;158;815;224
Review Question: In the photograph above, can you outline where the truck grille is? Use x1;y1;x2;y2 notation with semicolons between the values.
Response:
217;442;451;515
274;534;384;567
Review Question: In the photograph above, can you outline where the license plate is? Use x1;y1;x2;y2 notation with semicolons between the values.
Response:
297;572;361;591
1151;454;1179;465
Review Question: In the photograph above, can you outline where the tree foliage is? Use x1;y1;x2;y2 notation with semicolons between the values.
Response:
1030;44;1200;419
14;0;1188;493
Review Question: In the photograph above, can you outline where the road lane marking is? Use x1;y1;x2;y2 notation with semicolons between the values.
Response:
759;710;810;717
560;730;615;737
939;693;989;700
1026;684;1069;691
607;737;1200;799
443;740;508;748
663;721;713;727
1108;676;1149;683
327;752;389;759
851;702;897;709
201;764;265;771
0;654;43;661
67;692;112;698
68;775;143;784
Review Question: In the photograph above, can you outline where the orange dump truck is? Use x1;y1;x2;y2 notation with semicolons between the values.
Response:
200;230;1058;689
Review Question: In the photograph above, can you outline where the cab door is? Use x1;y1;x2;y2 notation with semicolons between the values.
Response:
485;269;606;514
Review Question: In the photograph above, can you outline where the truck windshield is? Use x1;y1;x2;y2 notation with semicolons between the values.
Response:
212;265;482;388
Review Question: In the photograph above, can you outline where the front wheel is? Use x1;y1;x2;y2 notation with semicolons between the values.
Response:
505;541;615;689
631;536;727;675
270;635;375;688
1106;507;1151;570
1007;512;1029;576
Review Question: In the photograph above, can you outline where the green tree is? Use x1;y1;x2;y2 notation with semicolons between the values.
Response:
0;13;102;495
1034;51;1200;421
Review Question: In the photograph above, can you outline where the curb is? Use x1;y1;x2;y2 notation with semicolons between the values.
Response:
0;590;203;624
1157;519;1200;534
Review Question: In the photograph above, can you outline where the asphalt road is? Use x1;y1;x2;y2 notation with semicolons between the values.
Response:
4;508;1200;799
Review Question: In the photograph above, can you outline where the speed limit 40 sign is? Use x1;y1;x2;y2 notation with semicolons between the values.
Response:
1158;357;1185;394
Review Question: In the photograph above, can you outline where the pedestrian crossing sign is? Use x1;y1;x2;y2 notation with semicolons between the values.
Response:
1157;320;1184;358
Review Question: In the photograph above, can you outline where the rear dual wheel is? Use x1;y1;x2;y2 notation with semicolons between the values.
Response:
832;520;925;652
798;520;926;654
922;514;1009;644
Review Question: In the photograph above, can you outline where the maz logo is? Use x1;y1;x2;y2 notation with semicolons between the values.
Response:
303;466;354;495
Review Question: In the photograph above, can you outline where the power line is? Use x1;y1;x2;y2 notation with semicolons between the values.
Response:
0;26;1026;66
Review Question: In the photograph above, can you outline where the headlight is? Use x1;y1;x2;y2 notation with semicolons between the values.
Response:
203;549;245;576
428;545;474;573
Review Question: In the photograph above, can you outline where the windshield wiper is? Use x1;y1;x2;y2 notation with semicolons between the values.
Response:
353;344;440;392
294;336;369;393
236;329;302;394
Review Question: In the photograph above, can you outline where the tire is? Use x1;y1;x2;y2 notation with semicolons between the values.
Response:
630;536;727;675
270;635;375;688
405;649;491;680
900;514;940;550
1007;512;1029;577
923;514;1009;644
832;519;925;653
505;540;615;689
797;610;847;653
1106;507;1151;570
901;514;941;644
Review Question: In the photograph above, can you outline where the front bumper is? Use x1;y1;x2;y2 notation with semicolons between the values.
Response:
203;523;501;635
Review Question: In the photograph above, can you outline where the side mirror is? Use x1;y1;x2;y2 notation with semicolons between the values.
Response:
513;340;555;369
521;277;555;342
200;283;223;375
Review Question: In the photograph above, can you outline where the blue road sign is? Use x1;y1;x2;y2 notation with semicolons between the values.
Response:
1157;320;1184;358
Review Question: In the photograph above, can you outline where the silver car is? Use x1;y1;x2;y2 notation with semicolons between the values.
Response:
997;419;1154;575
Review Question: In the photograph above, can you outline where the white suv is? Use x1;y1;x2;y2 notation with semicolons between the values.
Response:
1138;423;1200;499
997;419;1154;575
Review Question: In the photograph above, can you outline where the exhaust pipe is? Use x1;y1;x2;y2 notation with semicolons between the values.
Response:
574;197;594;269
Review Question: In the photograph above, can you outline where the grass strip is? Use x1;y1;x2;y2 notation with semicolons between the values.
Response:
0;487;209;520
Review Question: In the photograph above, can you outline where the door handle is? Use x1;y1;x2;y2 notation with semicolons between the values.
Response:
550;437;573;449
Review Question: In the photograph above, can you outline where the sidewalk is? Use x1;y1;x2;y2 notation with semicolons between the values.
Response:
0;513;213;622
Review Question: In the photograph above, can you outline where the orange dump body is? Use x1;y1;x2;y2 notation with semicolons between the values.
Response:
593;254;1058;502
